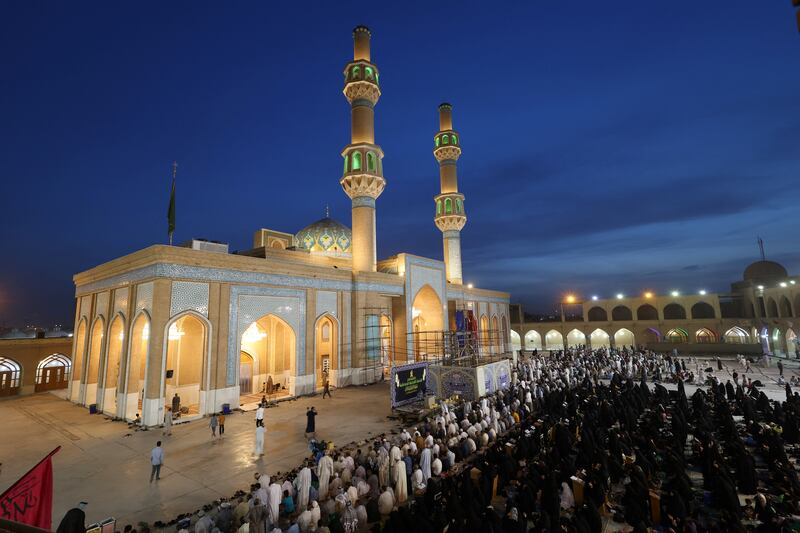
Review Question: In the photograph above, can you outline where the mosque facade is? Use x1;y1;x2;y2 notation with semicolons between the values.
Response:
65;27;510;426
511;259;799;358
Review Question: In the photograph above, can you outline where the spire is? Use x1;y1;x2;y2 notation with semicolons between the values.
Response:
325;204;330;219
757;236;765;261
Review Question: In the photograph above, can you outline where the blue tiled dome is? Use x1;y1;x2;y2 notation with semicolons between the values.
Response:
295;216;352;257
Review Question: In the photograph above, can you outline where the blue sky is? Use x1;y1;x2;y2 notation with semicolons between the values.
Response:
1;1;798;326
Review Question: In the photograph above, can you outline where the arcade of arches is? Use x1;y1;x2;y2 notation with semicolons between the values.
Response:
0;337;73;397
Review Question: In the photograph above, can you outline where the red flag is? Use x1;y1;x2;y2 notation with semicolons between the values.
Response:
0;447;60;530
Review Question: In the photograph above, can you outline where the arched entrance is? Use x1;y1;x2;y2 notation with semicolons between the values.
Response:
614;328;635;348
84;317;105;405
124;313;149;421
524;330;542;350
665;328;688;343
644;328;661;344
566;329;586;347
544;330;564;351
772;329;783;356
724;326;749;344
101;315;125;414
69;319;87;402
589;328;610;348
239;351;254;395
0;357;21;397
479;315;490;354
787;329;798;357
240;314;296;398
35;354;71;392
510;330;521;353
315;314;338;388
491;316;499;353
695;328;717;343
163;313;208;416
411;285;444;361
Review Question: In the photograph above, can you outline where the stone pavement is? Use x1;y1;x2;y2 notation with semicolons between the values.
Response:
0;382;396;528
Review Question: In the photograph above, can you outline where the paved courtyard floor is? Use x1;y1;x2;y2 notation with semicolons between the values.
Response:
0;383;396;528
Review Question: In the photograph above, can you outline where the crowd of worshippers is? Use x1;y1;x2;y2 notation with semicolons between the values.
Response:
145;348;798;533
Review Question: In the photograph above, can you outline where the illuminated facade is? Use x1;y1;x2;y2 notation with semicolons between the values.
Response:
511;260;799;357
66;27;510;426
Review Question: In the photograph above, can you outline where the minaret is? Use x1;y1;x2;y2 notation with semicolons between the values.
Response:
433;103;466;284
340;26;385;272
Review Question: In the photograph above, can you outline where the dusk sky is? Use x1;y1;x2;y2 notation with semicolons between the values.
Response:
2;2;799;327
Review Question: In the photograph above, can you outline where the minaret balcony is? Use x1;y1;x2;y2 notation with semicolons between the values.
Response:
435;214;467;232
341;144;384;177
343;61;380;105
433;132;461;162
434;192;466;223
341;174;386;200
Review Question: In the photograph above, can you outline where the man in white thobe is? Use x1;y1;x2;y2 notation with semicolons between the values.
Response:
295;465;311;510
267;482;282;524
392;456;407;503
419;446;432;482
317;452;334;499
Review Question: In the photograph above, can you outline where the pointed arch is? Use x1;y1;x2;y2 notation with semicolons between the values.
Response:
611;305;632;321
614;328;635;347
0;357;22;396
665;328;689;343
779;296;793;318
123;310;151;421
444;198;453;214
767;298;778;318
663;303;686;320
35;354;70;392
510;330;521;352
351;151;362;171
366;151;376;172
544;329;564;351
524;330;542;350
589;328;610;348
587;307;608;321
566;328;586;347
636;304;658;321
314;313;340;388
724;326;750;344
101;312;126;414
83;315;106;404
644;327;661;343
240;312;297;396
787;328;797;356
69;317;88;402
690;302;715;319
695;327;717;343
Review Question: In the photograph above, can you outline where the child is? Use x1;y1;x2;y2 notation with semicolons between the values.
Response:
218;412;225;436
281;490;295;515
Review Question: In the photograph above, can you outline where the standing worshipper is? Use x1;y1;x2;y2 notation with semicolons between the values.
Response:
318;451;334;499
56;502;87;533
246;499;268;533
150;441;164;482
172;393;181;415
268;481;282;524
305;406;317;438
254;424;266;456
420;443;432;482
322;377;332;399
219;412;226;436
295;464;312;510
392;450;408;503
209;413;219;438
256;403;265;427
163;407;173;436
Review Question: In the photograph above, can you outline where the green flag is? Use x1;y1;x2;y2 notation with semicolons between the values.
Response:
167;161;176;244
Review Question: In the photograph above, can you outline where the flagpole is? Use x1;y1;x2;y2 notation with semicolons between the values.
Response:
168;161;177;246
0;446;60;501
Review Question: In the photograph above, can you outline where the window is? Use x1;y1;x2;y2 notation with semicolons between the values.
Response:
366;315;380;362
442;135;449;145
367;151;376;171
352;65;360;79
436;200;442;215
435;137;440;147
365;66;374;80
452;134;458;144
321;323;331;342
456;198;463;213
343;154;349;173
352;152;362;171
445;198;453;214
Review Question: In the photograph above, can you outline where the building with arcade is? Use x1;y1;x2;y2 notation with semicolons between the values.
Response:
65;27;510;426
510;259;799;358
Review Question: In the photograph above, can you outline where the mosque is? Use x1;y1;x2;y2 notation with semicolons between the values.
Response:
510;258;800;358
62;27;511;426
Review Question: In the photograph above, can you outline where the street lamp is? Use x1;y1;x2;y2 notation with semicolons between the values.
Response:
644;292;653;299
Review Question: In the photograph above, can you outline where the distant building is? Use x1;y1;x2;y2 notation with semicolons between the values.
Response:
511;259;799;357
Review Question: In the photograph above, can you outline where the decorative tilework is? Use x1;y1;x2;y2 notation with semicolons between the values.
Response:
113;287;129;317
403;255;447;356
135;282;154;314
351;196;376;208
445;289;509;304
170;281;209;317
227;286;306;387
95;292;110;319
316;291;338;319
76;263;402;297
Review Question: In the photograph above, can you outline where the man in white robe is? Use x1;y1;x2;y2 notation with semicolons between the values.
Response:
268;482;282;524
392;455;408;503
295;466;312;510
254;425;265;456
317;452;334;499
419;446;432;482
378;487;395;515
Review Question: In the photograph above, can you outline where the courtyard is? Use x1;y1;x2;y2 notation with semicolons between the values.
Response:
0;382;396;527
